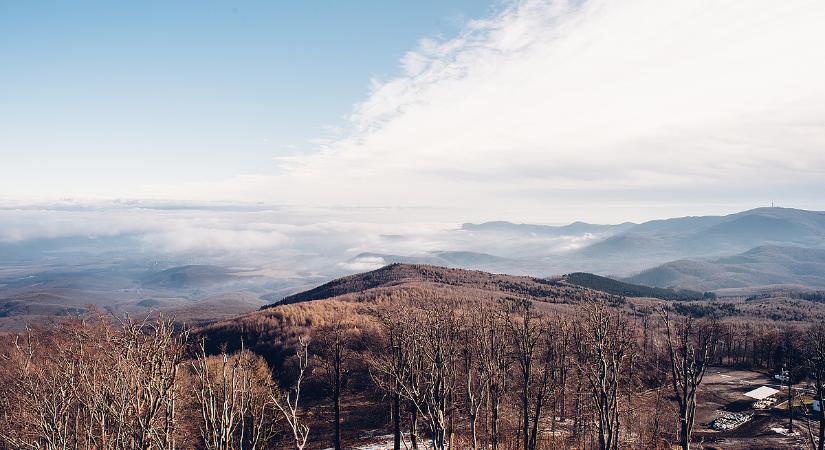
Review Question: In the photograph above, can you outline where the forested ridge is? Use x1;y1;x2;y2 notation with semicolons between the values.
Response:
2;264;825;449
562;272;709;300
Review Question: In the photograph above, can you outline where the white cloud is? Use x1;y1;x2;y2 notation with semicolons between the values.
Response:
139;0;825;222
0;202;616;276
0;208;162;243
0;204;464;264
338;256;387;272
140;227;291;255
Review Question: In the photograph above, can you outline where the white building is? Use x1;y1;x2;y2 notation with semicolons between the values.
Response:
745;386;780;409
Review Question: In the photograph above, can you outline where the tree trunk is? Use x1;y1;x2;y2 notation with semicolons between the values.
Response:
392;393;401;450
559;369;567;421
530;391;545;450
333;381;341;450
490;392;499;450
469;413;478;450
550;398;557;450
522;381;530;450
679;416;690;450
410;405;419;450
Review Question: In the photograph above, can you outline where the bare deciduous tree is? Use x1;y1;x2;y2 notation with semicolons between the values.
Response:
0;313;189;450
406;304;459;450
273;337;311;450
478;309;509;450
310;318;352;450
575;301;635;450
503;298;555;450
804;323;825;450
461;309;489;450
368;306;412;450
660;310;719;450
369;302;460;450
190;342;277;450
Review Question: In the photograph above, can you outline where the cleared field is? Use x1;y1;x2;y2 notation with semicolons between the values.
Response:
696;368;812;450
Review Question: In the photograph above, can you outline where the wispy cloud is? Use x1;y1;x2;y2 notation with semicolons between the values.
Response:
137;0;825;221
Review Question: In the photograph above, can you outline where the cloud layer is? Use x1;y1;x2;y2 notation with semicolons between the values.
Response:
0;200;613;279
137;0;825;222
0;203;457;265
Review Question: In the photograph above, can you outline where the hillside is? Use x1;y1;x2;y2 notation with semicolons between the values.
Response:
163;292;268;325
563;272;707;300
625;245;825;291
271;263;621;306
202;264;625;365
139;265;237;289
204;262;825;374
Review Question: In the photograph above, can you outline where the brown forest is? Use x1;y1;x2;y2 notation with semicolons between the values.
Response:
2;264;825;450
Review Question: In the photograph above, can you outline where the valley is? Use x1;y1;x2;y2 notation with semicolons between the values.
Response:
2;206;825;331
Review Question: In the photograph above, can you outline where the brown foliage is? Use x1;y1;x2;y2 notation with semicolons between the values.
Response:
0;313;187;449
2;264;822;450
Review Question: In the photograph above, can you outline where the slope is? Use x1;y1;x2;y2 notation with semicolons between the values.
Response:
625;245;825;291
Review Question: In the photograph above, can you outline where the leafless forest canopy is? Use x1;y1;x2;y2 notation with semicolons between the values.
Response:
2;264;825;450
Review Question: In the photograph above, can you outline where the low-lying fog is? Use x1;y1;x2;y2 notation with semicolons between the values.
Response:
0;200;612;280
3;201;825;328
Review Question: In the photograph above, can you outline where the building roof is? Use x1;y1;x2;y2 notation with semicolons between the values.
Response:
744;386;779;400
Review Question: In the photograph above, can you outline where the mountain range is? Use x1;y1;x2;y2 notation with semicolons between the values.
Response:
459;207;825;288
2;206;825;330
571;207;825;261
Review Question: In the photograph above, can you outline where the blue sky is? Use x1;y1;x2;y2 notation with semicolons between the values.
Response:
1;0;494;196
2;0;824;224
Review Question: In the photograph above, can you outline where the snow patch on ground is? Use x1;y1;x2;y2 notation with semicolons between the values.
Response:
323;433;432;450
771;427;800;436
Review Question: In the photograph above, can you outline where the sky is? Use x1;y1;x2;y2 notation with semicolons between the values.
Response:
2;0;825;224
